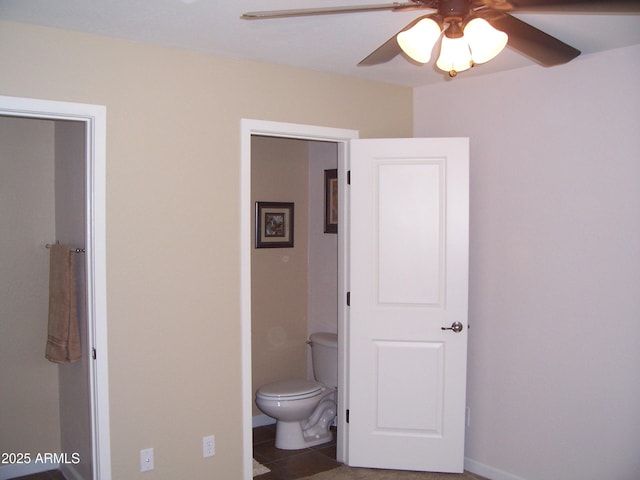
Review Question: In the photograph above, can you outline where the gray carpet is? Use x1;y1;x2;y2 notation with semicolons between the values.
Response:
300;465;486;480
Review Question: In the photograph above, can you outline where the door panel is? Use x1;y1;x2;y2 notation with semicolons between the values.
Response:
378;161;443;305
374;340;444;433
348;138;469;473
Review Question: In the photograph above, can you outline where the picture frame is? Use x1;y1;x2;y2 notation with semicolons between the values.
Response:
255;201;294;248
324;169;338;234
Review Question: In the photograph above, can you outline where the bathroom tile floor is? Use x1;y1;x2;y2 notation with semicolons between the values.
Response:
253;424;341;480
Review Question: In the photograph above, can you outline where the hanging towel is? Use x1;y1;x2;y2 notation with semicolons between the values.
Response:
45;244;81;363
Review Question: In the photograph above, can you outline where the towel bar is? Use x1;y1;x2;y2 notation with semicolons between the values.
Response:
45;243;85;254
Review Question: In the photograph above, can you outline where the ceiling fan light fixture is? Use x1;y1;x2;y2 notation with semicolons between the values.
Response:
397;16;442;64
463;17;508;64
436;33;472;76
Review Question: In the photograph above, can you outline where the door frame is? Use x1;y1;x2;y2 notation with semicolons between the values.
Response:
240;119;358;480
0;95;111;480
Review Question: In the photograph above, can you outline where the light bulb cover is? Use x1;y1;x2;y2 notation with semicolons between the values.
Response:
464;17;508;64
436;34;472;74
397;16;442;64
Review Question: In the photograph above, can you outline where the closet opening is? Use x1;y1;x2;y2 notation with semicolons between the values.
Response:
0;96;109;480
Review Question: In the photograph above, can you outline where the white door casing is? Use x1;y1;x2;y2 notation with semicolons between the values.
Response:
240;119;358;479
0;95;110;479
347;138;469;473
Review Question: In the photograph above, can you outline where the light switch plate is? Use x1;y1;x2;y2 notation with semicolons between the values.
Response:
140;448;154;472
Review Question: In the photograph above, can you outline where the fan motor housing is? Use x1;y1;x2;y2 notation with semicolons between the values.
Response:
437;0;471;22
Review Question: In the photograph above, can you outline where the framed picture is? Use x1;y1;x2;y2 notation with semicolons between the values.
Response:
324;169;338;234
255;202;294;248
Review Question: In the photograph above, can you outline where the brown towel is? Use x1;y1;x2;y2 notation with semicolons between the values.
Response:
45;244;81;363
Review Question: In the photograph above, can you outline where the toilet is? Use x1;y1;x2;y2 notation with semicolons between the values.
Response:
255;332;338;450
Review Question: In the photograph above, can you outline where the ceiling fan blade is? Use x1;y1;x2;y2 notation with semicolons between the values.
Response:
358;35;403;65
486;0;640;13
242;2;425;20
481;12;580;66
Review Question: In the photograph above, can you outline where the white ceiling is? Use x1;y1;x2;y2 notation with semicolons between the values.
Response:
1;0;639;87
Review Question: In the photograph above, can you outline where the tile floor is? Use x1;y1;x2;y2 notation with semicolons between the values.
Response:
253;424;341;480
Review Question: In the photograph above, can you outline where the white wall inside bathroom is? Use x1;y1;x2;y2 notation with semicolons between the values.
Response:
251;136;338;416
307;141;338;379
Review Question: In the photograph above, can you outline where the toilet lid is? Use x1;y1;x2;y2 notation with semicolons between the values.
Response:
256;379;323;401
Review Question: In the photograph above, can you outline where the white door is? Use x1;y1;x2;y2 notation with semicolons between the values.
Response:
347;137;469;473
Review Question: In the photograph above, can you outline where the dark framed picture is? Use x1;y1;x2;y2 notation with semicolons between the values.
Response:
255;202;294;248
324;169;338;234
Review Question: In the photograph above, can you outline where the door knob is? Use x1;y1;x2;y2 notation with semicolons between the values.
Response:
441;321;464;333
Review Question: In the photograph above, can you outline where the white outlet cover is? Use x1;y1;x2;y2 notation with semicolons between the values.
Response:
203;435;215;458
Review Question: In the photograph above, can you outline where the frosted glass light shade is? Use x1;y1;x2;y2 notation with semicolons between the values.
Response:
436;35;472;74
464;18;508;64
397;17;442;64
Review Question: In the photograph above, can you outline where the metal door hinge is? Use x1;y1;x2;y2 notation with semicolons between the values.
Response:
346;291;351;306
347;170;351;185
346;409;350;423
92;348;97;360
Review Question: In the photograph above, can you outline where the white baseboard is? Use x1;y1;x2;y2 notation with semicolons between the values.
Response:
465;457;529;480
252;414;276;428
0;461;58;480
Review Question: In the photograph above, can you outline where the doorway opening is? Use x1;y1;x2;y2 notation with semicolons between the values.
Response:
0;96;109;480
240;119;358;480
250;135;339;478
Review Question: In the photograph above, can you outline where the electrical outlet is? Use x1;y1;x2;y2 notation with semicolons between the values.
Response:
140;448;154;472
203;435;215;458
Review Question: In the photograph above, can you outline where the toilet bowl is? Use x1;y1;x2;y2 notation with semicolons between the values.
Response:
255;332;338;450
255;379;336;449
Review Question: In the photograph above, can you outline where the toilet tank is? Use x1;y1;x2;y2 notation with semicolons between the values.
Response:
310;332;338;388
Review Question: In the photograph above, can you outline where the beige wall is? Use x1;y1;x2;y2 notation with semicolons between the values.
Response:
414;45;640;480
0;20;412;479
251;136;310;416
0;117;61;456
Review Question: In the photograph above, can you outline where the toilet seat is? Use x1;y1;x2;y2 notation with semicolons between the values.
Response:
256;379;323;401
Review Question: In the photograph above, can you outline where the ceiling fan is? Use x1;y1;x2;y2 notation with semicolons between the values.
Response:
242;0;640;77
